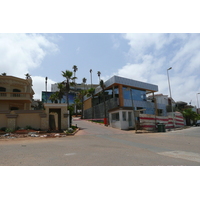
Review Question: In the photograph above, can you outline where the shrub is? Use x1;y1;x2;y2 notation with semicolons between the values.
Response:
0;127;6;131
25;125;33;130
5;128;14;133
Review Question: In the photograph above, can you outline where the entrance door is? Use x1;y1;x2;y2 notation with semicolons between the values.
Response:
128;112;133;127
49;109;61;130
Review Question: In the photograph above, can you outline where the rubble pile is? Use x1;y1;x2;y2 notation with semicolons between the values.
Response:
0;132;68;139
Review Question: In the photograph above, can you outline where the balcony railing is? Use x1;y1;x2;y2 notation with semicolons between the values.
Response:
0;92;32;101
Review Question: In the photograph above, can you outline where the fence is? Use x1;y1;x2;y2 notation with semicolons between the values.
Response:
139;112;184;131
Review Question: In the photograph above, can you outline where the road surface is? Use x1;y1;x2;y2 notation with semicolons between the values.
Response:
0;118;200;166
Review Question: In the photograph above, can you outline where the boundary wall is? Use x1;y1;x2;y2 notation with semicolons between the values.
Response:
139;112;184;131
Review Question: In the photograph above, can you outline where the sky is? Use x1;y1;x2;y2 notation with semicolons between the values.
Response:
1;33;200;107
1;0;200;197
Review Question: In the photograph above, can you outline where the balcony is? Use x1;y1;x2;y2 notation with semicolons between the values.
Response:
0;92;32;102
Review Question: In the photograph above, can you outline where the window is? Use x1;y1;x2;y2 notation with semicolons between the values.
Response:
13;89;21;97
158;109;163;116
0;87;6;92
122;112;126;121
10;107;19;110
0;87;6;96
112;112;119;121
123;87;146;101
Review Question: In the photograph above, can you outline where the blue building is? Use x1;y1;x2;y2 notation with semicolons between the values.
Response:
83;75;166;129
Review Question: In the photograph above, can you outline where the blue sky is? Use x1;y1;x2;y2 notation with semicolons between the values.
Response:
1;33;200;107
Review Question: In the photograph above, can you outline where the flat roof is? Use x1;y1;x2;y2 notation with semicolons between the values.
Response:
95;75;158;95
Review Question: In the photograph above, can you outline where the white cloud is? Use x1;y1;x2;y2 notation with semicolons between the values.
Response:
0;33;59;99
32;76;56;100
76;47;80;54
0;33;58;78
111;34;120;49
114;33;200;106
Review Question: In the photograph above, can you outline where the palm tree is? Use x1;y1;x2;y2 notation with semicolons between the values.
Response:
72;65;78;88
82;77;87;90
57;83;65;103
49;92;59;103
90;69;92;88
97;71;101;82
25;73;31;79
77;90;87;119
100;80;107;125
87;87;95;119
61;70;76;106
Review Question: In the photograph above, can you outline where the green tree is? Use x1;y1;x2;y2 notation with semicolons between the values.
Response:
182;108;200;125
87;87;95;119
57;82;65;103
82;77;87;90
77;90;87;119
72;65;78;80
49;92;59;103
25;73;31;79
61;70;76;105
1;73;6;76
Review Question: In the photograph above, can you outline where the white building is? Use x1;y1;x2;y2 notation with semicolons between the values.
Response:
51;83;99;92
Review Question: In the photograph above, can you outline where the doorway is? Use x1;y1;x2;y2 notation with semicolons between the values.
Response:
49;109;61;130
128;112;133;127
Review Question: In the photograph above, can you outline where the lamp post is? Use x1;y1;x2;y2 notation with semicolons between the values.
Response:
196;93;200;114
45;77;48;103
167;67;175;128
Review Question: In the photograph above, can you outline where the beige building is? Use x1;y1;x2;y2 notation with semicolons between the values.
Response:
0;75;69;130
0;75;34;111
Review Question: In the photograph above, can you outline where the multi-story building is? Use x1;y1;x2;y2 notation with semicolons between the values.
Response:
83;75;167;129
0;75;69;130
51;82;99;92
0;75;34;110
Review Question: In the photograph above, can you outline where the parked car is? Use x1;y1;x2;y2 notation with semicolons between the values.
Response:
196;120;200;126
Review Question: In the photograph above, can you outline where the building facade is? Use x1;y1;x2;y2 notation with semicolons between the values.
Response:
0;75;69;130
0;75;34;110
83;76;167;130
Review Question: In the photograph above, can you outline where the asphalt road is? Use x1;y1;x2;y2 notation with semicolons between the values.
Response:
1;119;200;166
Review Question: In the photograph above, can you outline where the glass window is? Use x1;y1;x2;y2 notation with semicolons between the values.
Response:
123;87;146;101
0;87;6;92
112;112;119;121
122;112;126;121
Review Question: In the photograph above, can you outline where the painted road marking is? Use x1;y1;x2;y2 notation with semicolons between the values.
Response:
158;151;200;163
65;153;76;156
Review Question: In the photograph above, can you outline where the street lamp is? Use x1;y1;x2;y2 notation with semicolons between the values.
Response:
45;77;48;103
167;67;175;128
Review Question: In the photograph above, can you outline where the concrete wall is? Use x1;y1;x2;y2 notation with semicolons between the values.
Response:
139;112;184;131
0;104;69;130
0;113;8;128
17;113;41;129
84;98;92;110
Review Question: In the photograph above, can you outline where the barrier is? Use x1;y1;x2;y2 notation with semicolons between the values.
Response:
139;112;184;131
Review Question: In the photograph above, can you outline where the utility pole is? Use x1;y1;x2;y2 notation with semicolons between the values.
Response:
45;77;48;103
